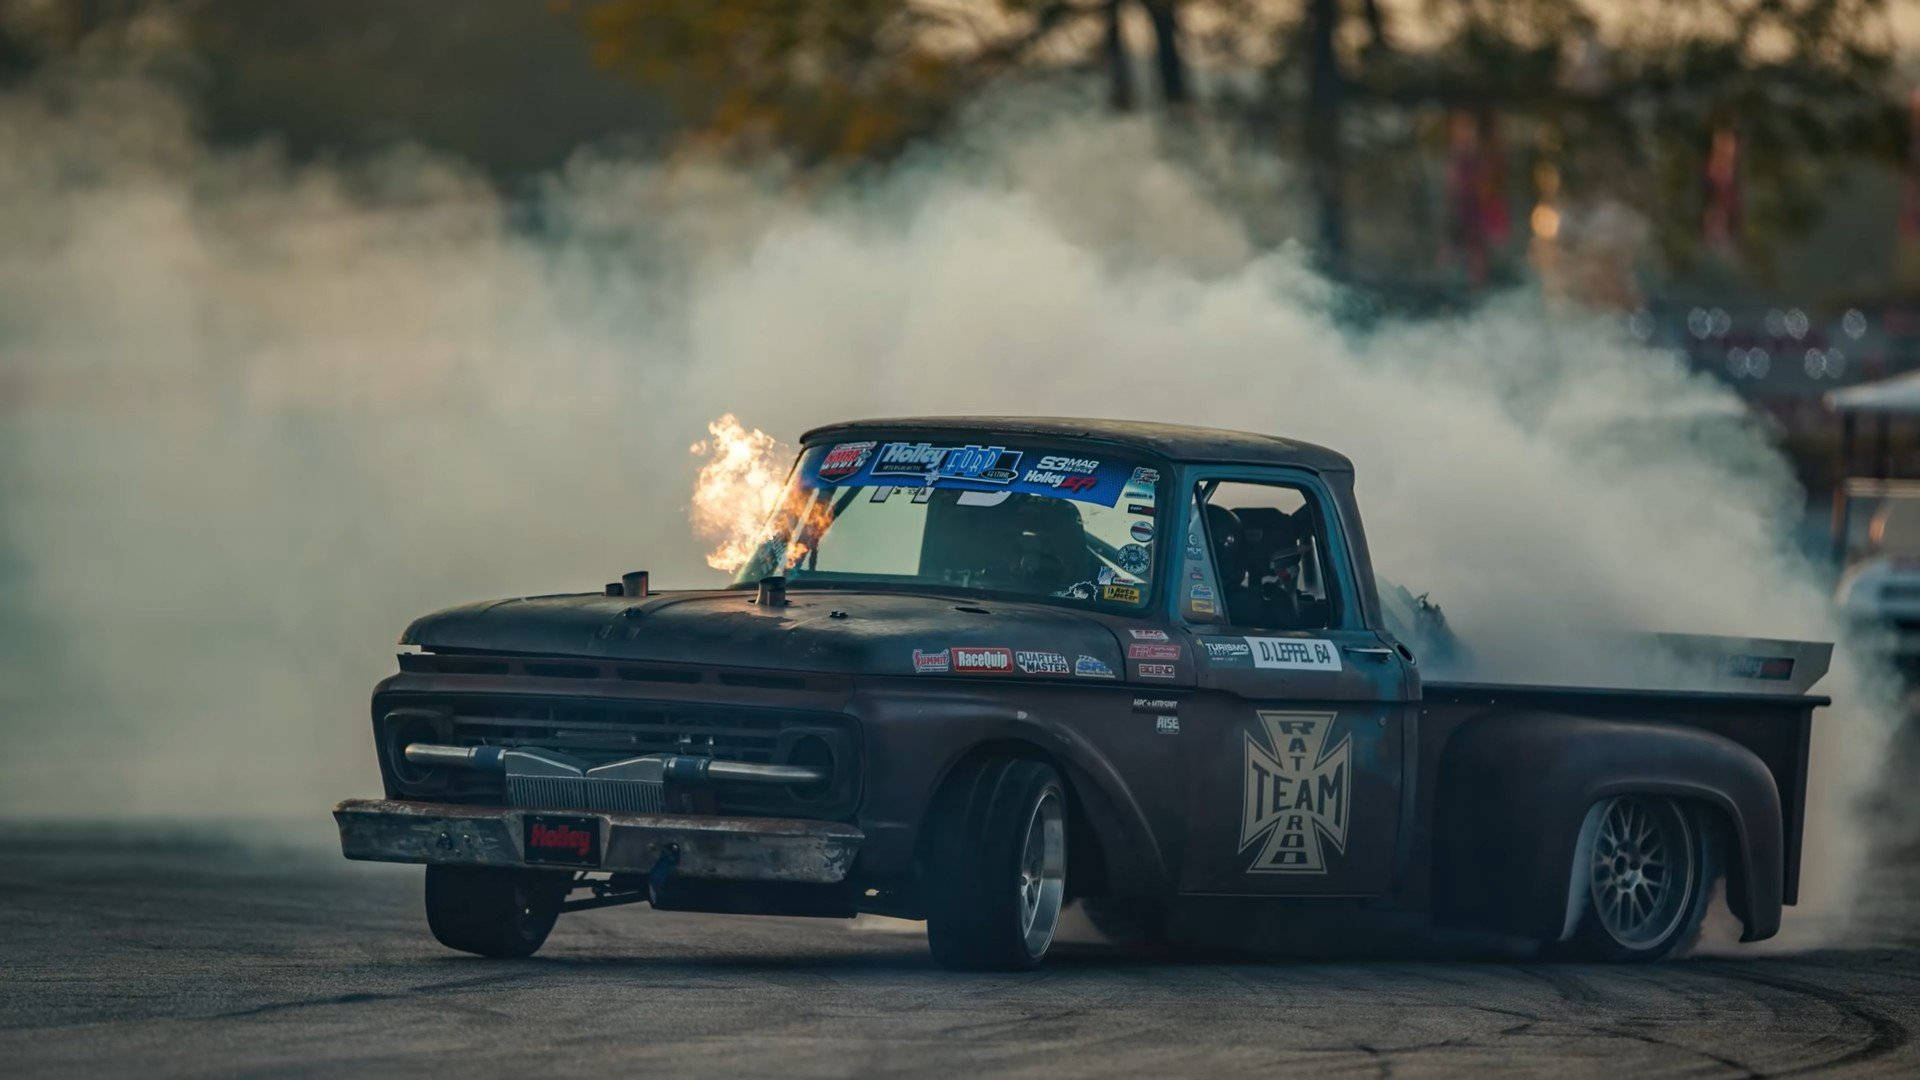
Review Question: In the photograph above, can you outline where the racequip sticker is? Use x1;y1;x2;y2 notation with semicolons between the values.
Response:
1128;628;1170;642
1074;655;1116;678
1136;662;1177;679
912;648;950;673
1249;637;1342;671
1128;642;1181;661
1241;710;1349;874
1015;650;1071;675
951;646;1014;673
818;441;877;482
1101;583;1142;605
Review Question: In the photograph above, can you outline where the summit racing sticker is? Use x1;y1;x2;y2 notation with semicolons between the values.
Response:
912;648;951;674
817;441;876;482
1241;711;1349;874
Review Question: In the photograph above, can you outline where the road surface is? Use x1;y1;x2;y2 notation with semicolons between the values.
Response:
3;827;1919;1077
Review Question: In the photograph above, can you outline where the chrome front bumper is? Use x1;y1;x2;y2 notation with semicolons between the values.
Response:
333;798;862;883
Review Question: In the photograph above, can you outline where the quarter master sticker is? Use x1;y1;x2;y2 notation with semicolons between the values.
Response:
1240;710;1349;874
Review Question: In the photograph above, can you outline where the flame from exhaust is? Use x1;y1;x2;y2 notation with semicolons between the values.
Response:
689;413;792;572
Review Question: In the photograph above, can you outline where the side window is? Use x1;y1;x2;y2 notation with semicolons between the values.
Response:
1194;480;1338;630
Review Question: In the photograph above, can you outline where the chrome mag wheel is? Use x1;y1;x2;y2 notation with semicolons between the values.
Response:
1018;788;1067;957
1587;795;1696;949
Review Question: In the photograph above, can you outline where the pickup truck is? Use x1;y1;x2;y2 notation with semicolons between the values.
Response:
335;417;1831;969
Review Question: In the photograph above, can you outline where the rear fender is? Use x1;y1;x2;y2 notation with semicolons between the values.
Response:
1432;712;1783;942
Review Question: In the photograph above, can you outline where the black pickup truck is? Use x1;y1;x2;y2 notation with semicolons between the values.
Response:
335;417;1830;969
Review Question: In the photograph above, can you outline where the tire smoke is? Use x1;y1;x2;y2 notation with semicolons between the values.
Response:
0;61;1899;945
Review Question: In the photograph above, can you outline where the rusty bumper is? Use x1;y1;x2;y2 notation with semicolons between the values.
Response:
333;798;862;883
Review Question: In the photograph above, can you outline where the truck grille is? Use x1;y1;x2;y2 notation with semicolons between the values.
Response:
376;691;858;818
506;774;667;814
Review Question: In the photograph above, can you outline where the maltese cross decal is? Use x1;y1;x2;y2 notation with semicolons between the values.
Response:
1240;710;1350;874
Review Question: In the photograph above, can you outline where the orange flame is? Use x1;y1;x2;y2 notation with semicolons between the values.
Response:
689;414;792;573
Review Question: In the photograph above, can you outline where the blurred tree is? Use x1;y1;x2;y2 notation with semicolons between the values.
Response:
567;0;1190;162
1267;0;1910;284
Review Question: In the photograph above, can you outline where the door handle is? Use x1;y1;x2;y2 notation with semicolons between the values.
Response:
1343;646;1394;659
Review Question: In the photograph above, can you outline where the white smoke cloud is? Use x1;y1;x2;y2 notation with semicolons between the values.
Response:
0;58;1900;945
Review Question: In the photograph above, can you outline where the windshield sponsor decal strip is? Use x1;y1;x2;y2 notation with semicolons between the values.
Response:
1241;710;1349;874
812;440;1135;507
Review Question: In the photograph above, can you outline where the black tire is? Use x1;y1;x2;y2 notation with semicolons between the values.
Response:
424;865;569;958
1553;795;1718;962
923;757;1069;971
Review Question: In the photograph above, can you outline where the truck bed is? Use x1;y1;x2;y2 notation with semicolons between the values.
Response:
1419;679;1825;906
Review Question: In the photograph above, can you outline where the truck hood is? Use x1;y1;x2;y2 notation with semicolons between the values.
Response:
401;588;1130;678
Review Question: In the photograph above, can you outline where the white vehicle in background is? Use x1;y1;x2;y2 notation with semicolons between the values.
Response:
1833;487;1920;667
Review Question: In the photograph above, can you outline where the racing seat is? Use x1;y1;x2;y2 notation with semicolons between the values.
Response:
922;492;1095;595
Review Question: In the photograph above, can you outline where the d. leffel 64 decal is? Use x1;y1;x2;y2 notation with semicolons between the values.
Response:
1240;710;1350;874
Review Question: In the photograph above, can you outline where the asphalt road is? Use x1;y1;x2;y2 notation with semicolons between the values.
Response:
5;828;1920;1078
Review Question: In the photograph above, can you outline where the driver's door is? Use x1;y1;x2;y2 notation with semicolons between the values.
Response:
1173;471;1416;898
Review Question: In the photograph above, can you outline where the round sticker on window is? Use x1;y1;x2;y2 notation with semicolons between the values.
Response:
1116;543;1150;575
1129;521;1154;543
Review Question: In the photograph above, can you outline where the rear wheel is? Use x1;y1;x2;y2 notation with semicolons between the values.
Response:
1557;795;1715;962
424;865;569;958
923;758;1068;971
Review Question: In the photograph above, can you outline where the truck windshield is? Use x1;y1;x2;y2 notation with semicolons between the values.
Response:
731;438;1163;610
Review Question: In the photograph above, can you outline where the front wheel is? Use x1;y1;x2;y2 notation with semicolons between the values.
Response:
1555;795;1716;962
424;865;569;958
923;758;1068;971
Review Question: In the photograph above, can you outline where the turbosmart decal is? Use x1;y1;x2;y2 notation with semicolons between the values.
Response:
1074;655;1116;679
1240;710;1349;874
1200;638;1253;664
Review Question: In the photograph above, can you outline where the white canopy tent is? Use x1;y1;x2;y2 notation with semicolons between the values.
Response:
1825;369;1920;415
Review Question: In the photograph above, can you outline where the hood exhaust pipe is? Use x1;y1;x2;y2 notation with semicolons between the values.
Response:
755;575;787;607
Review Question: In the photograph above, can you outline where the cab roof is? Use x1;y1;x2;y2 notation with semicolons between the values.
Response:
799;416;1353;474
